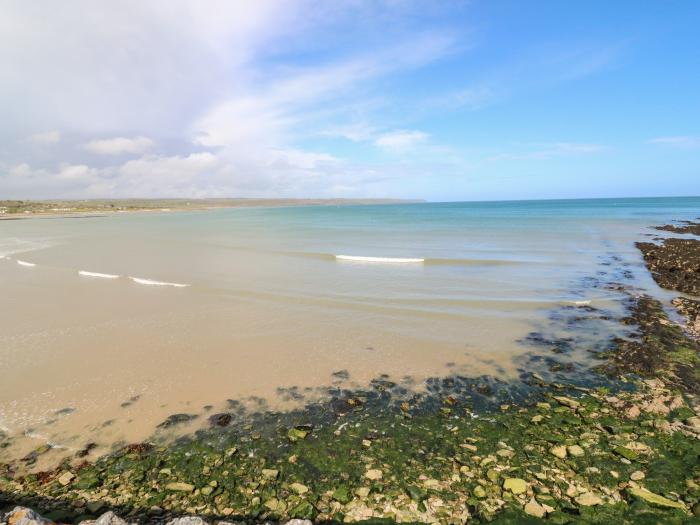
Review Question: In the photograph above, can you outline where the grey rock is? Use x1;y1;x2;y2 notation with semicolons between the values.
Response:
79;511;135;525
165;518;208;525
2;507;52;525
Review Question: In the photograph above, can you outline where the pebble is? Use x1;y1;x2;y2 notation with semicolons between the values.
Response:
524;498;546;518
550;445;567;459
567;444;585;457
630;470;645;481
365;469;383;480
503;478;527;495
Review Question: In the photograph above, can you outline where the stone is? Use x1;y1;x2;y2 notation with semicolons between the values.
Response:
627;487;687;510
530;415;544;423
290;482;309;495
550;445;567;459
553;396;580;409
524;498;546;518
630;470;646;481
4;507;52;525
164;518;207;525
355;487;370;498
264;498;285;512
94;512;132;525
208;413;232;427
86;502;105;514
285;520;313;525
57;471;75;486
567;445;585;457
157;413;197;428
473;486;487;498
261;468;279;480
503;478;527;495
575;492;602;506
364;468;383;480
165;482;195;492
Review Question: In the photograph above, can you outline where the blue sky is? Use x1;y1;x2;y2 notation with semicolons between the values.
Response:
1;1;699;201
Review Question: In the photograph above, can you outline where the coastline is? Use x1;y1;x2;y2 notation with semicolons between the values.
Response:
0;199;423;221
2;219;700;524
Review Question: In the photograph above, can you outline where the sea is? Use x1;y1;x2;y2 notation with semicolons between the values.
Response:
1;196;698;466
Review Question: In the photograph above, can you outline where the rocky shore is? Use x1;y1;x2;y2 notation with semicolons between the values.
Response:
2;219;700;524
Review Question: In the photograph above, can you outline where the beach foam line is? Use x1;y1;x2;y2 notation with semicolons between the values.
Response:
129;276;189;288
16;259;36;267
79;270;119;279
336;254;425;263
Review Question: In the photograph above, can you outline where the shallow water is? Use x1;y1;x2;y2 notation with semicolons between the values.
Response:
1;197;698;466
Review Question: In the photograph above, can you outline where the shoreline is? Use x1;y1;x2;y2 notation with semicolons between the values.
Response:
2;219;700;523
0;199;423;221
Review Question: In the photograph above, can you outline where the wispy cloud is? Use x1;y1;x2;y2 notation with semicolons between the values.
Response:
648;136;700;149
29;130;61;144
490;142;607;161
374;130;429;152
83;137;154;155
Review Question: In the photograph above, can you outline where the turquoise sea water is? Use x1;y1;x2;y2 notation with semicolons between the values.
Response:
0;197;698;452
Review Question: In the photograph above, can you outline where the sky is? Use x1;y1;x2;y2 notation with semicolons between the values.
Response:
1;0;699;202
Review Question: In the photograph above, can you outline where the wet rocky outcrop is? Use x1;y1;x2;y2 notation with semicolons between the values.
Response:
636;238;700;295
656;220;700;236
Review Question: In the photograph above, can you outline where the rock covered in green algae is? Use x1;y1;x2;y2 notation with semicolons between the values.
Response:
627;487;688;511
503;477;527;495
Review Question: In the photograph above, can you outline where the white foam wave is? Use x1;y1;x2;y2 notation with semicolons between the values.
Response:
16;259;36;267
79;270;119;279
573;300;592;306
336;254;425;263
129;276;189;288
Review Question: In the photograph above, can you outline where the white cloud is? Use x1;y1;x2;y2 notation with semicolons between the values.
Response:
648;136;700;149
83;136;154;155
375;130;429;152
29;130;61;144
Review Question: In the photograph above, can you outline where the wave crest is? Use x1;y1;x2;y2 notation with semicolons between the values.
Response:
129;276;189;288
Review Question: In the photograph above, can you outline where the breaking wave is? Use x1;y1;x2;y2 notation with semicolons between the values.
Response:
16;260;36;267
129;277;189;288
336;255;425;263
78;270;119;279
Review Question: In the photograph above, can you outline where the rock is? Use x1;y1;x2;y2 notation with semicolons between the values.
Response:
355;487;370;498
208;413;232;427
261;468;279;480
630;470;645;481
4;507;52;525
550;445;567;459
57;471;75;486
524;498;546;518
530;415;543;423
164;518;207;525
364;468;383;480
157;413;197;428
553;396;580;409
165;482;195;492
85;501;105;514
567;445;585;457
473;485;487;498
264;498;285;512
625;405;641;418
627;487;687;510
94;512;132;525
285;520;313;525
503;478;527;495
290;482;309;494
287;426;311;441
575;492;602;506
